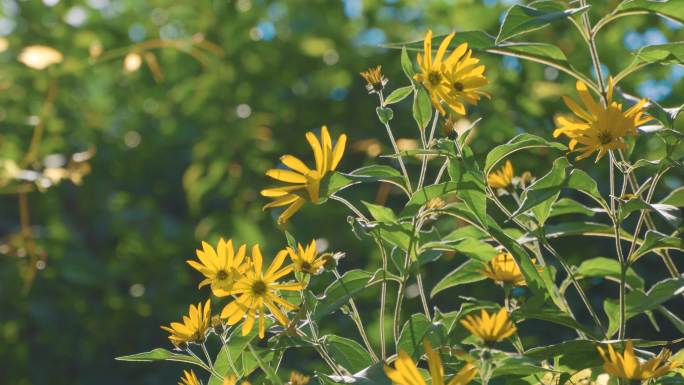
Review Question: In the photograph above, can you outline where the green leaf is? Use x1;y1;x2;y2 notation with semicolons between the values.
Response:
320;363;392;385
565;168;609;210
313;270;375;320
483;133;567;176
540;221;632;242
412;86;432;131
548;198;599;218
496;2;590;44
396;314;443;359
324;335;374;373
421;237;498;262
513;306;600;339
401;46;415;80
116;348;205;367
384;86;413;105
513;157;569;224
401;181;459;217
319;172;354;200
629;230;684;263
660;186;684;207
209;319;270;383
375;107;394;125
619;42;684;83
346;165;407;192
577;257;644;290
449;146;487;227
524;340;601;370
616;0;684;24
604;277;684;337
362;201;397;223
619;199;681;228
431;259;487;297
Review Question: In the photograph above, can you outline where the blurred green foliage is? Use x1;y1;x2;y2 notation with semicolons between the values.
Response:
0;0;682;384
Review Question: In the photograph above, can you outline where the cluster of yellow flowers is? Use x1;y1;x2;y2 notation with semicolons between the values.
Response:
162;238;328;345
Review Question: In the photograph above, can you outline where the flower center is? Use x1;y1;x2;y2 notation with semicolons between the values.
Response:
453;81;464;92
300;261;312;271
251;280;267;296
598;131;613;144
427;71;442;86
216;270;229;280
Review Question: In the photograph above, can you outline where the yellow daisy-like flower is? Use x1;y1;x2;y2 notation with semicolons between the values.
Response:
360;65;387;94
187;239;249;296
287;239;327;275
161;300;211;346
220;245;304;338
597;340;682;381
460;308;516;344
414;30;488;116
261;126;347;224
553;78;650;161
179;370;201;385
481;252;527;287
288;371;310;385
487;160;514;190
384;339;477;385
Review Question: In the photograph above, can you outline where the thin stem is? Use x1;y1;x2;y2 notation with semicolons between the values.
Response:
331;194;369;222
608;152;627;340
299;294;343;376
579;0;606;101
372;234;388;360
378;91;413;193
434;158;449;184
393;217;424;342
415;266;431;320
333;269;380;363
186;346;223;380
417;112;439;189
201;342;214;371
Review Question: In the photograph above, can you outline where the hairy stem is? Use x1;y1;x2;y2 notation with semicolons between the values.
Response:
379;91;413;193
372;234;388;360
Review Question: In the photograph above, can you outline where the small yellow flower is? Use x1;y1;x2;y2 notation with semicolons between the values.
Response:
187;239;249;296
384;339;477;385
414;30;488;116
288;371;310;385
220;245;304;338
481;252;527;287
287;239;327;274
553;78;650;161
597;340;681;381
261;126;347;224
360;65;387;94
179;370;201;385
161;300;212;346
460;308;516;344
487;160;514;190
18;45;63;70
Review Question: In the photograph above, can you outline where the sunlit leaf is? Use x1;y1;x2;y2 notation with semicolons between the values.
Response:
324;335;374;373
496;2;590;44
431;259;487;297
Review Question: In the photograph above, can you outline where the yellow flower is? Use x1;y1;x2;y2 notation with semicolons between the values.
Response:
179;370;201;385
287;239;327;274
360;65;387;94
18;45;63;70
288;371;310;385
481;252;527;287
460;308;516;344
597;340;681;381
261;126;347;224
220;245;304;338
414;30;488;116
161;300;211;346
553;78;650;161
384;339;477;385
187;239;249;296
487;160;514;190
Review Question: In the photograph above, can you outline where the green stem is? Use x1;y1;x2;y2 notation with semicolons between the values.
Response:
579;0;607;101
417;111;439;189
332;269;380;363
379;91;413;194
331;194;369;222
372;234;389;360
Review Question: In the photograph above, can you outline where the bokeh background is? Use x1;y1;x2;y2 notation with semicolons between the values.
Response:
1;0;682;384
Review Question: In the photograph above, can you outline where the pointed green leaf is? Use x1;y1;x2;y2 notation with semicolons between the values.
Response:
412;86;432;131
630;230;684;263
484;133;567;176
431;259;487;297
384;86;413;105
324;335;374;373
496;2;590;44
577;257;644;290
